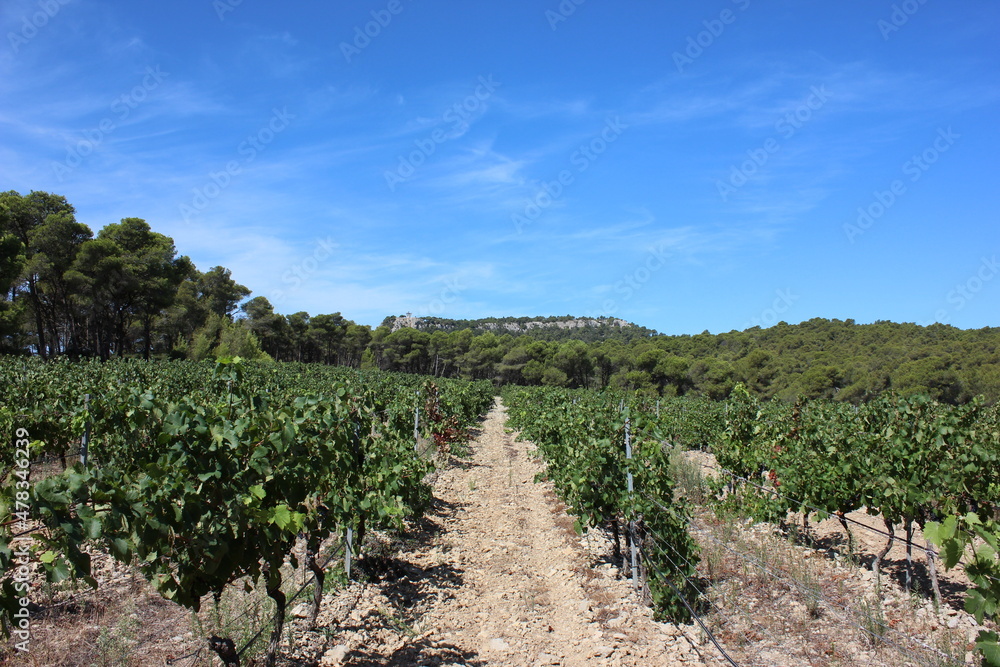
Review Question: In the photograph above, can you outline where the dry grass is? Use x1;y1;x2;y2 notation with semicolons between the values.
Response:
666;448;987;666
2;535;341;667
683;508;978;666
8;584;198;666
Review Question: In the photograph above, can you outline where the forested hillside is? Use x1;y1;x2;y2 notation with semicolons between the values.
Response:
381;314;658;343
3;190;999;404
362;318;1000;404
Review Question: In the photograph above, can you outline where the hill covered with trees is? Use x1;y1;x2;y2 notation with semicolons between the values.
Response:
3;190;1000;404
381;314;657;343
361;318;1000;404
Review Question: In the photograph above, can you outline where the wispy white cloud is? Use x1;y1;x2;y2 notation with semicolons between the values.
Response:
2;2;996;334
494;96;593;120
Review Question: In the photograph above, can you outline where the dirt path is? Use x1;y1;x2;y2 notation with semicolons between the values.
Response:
306;398;714;666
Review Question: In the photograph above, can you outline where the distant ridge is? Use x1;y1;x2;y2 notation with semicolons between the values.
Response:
381;314;658;343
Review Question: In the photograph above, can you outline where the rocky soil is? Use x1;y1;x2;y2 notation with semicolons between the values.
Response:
8;399;992;666
290;399;716;666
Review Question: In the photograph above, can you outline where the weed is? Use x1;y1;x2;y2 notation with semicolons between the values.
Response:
449;438;471;458
92;601;139;667
377;607;417;637
191;581;277;662
904;586;936;617
856;594;889;648
669;449;709;505
929;626;968;667
798;560;823;619
324;561;349;592
703;536;725;582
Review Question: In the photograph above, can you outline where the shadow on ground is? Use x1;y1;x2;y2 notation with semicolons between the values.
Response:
790;529;969;611
345;639;485;667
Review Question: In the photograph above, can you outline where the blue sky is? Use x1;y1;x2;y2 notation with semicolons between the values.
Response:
1;0;998;335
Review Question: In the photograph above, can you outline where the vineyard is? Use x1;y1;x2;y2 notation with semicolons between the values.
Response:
2;358;1000;665
0;357;493;665
501;384;1000;666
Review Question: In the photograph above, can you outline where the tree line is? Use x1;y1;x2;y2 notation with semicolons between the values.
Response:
360;318;1000;404
4;190;999;404
2;190;255;361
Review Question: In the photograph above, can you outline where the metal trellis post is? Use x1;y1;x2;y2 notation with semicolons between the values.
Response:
345;527;353;580
414;391;420;453
80;393;91;466
625;418;639;589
